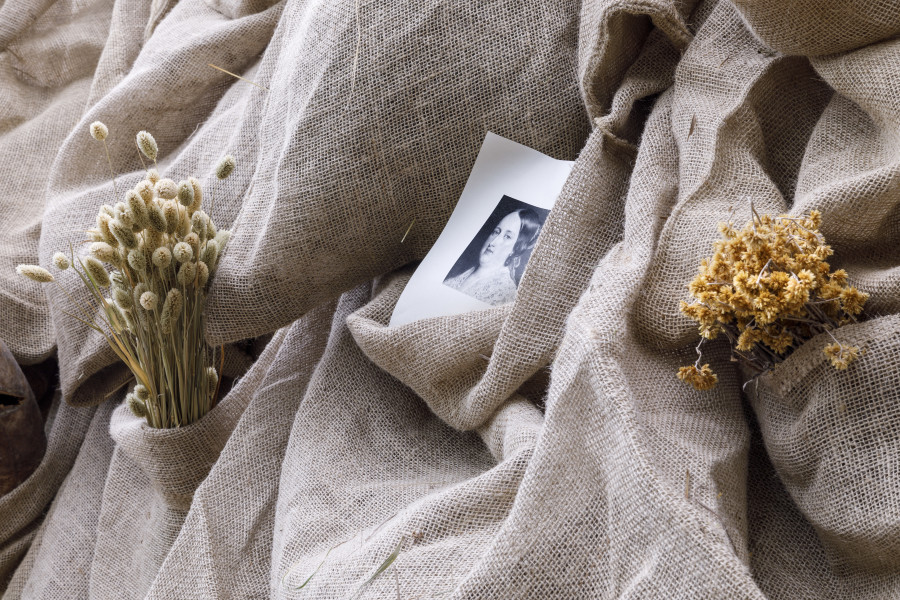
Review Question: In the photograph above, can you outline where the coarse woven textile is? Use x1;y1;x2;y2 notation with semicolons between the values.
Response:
35;0;590;411
3;399;114;599
0;397;97;591
2;0;900;598
0;0;113;363
732;0;900;57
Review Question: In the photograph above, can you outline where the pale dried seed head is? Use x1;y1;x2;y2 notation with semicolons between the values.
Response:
197;260;209;288
176;210;190;238
202;240;219;271
90;121;108;141
123;309;136;333
110;271;126;288
127;393;148;419
113;287;133;310
140;290;158;310
152;246;172;270
136;180;155;203
133;282;148;308
156;178;178;200
134;384;150;402
173;242;193;263
147;202;167;233
147;168;160;184
206;367;218;395
215;154;236;179
16;264;54;283
177;180;194;207
127;249;147;273
136;130;158;162
188;177;203;213
191;211;207;241
120;207;136;229
163;202;177;234
110;219;137;248
90;242;118;264
145;228;163;250
97;214;118;247
214;229;231;251
126;190;149;228
160;288;183;333
84;257;110;287
53;252;70;270
160;305;171;333
185;232;200;260
114;202;127;217
100;204;116;218
167;287;182;314
177;262;197;286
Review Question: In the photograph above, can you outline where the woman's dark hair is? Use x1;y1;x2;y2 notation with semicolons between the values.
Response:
444;204;546;283
509;208;542;261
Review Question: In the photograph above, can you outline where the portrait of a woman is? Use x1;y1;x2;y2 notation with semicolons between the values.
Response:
443;203;545;306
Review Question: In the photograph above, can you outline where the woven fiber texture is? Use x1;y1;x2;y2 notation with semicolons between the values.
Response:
752;316;900;579
0;0;113;363
0;398;97;591
732;0;900;56
3;400;115;599
2;0;900;597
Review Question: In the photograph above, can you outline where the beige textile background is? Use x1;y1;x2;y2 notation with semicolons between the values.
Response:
1;0;899;597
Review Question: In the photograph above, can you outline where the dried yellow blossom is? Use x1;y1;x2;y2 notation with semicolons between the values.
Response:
677;364;718;391
824;343;859;370
679;209;867;388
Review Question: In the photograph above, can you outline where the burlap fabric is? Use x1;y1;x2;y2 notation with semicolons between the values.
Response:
87;329;283;600
0;398;97;591
0;0;113;363
752;316;900;575
2;400;113;598
3;0;900;597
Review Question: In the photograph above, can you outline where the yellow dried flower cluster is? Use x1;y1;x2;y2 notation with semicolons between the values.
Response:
17;123;235;428
676;364;718;390
679;209;867;390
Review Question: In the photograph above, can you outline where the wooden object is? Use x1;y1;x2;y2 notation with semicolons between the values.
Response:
0;339;46;496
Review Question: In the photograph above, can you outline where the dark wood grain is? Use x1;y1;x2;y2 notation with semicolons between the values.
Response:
0;339;46;496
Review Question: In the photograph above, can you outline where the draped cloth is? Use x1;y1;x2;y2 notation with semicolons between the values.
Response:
1;0;899;597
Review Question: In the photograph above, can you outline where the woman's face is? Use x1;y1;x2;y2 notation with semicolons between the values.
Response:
479;211;520;269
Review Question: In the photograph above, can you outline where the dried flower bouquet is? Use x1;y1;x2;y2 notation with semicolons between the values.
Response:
18;124;234;428
677;207;868;390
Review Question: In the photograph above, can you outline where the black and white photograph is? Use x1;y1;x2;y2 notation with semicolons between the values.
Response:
442;195;549;306
389;133;573;327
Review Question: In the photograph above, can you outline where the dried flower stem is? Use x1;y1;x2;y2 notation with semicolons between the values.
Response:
678;209;867;390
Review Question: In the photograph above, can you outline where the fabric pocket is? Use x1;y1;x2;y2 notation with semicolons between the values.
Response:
87;335;277;599
751;314;900;573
